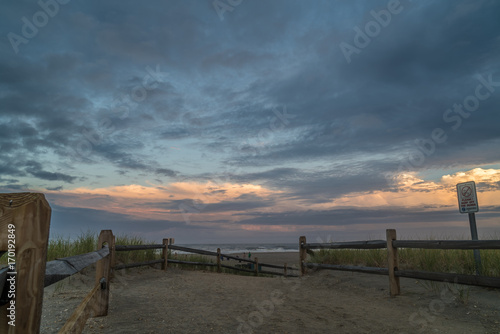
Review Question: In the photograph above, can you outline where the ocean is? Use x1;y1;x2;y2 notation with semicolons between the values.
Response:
172;243;298;255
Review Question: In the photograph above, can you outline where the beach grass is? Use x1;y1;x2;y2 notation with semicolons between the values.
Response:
0;231;162;265
309;234;500;277
0;232;263;276
2;232;498;278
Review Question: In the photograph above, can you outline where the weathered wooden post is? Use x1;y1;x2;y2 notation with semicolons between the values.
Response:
162;238;169;271
299;236;307;276
94;230;113;317
0;192;51;334
386;229;400;297
254;257;259;276
217;248;221;273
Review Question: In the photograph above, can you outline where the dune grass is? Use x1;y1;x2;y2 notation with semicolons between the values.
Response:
0;231;261;276
0;231;162;266
2;232;497;278
309;234;500;277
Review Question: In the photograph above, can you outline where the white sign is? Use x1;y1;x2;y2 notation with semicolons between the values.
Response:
456;181;479;213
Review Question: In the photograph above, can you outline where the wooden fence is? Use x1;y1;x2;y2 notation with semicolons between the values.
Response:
0;192;298;333
0;193;114;334
300;229;500;296
165;244;298;277
4;192;498;332
113;240;298;277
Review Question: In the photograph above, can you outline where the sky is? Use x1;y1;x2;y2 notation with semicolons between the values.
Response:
1;0;499;244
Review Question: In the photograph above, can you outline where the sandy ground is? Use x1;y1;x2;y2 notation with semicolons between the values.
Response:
40;252;500;334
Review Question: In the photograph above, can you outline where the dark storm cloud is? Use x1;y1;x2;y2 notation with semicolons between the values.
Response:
234;206;481;227
0;156;79;184
208;0;500;172
25;160;78;183
228;164;393;203
3;0;498;178
50;204;194;237
2;0;499;240
201;199;276;213
155;168;177;177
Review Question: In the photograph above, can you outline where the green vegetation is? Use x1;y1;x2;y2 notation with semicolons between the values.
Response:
0;231;162;266
0;231;265;277
309;235;499;304
46;231;100;261
114;233;161;265
309;235;500;277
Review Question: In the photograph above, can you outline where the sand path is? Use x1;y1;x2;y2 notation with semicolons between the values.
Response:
40;255;500;333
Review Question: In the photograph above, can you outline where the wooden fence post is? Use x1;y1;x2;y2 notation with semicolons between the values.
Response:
217;248;221;273
386;229;400;297
0;193;51;334
162;238;169;271
299;236;307;276
254;257;259;276
94;230;113;317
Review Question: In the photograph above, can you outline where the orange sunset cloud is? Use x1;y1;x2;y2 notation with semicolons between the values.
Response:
46;181;281;221
313;168;500;210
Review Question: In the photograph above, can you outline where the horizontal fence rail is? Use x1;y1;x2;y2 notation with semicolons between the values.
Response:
392;240;500;250
44;246;110;287
395;270;500;289
168;244;299;277
305;263;389;276
115;244;165;251
113;241;299;277
220;264;255;273
217;253;256;264
303;240;387;250
168;244;219;257
114;259;165;270
300;231;500;296
168;259;218;267
0;246;110;305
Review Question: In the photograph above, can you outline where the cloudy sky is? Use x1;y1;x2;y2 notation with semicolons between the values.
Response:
1;0;499;244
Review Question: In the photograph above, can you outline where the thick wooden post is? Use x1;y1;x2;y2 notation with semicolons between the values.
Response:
94;230;113;317
299;236;307;276
0;193;51;334
254;257;259;276
162;238;169;271
386;229;400;297
217;248;221;273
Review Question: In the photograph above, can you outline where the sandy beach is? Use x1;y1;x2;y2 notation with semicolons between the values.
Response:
40;252;500;333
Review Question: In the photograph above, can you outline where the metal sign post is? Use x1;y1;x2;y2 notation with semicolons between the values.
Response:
456;181;481;275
